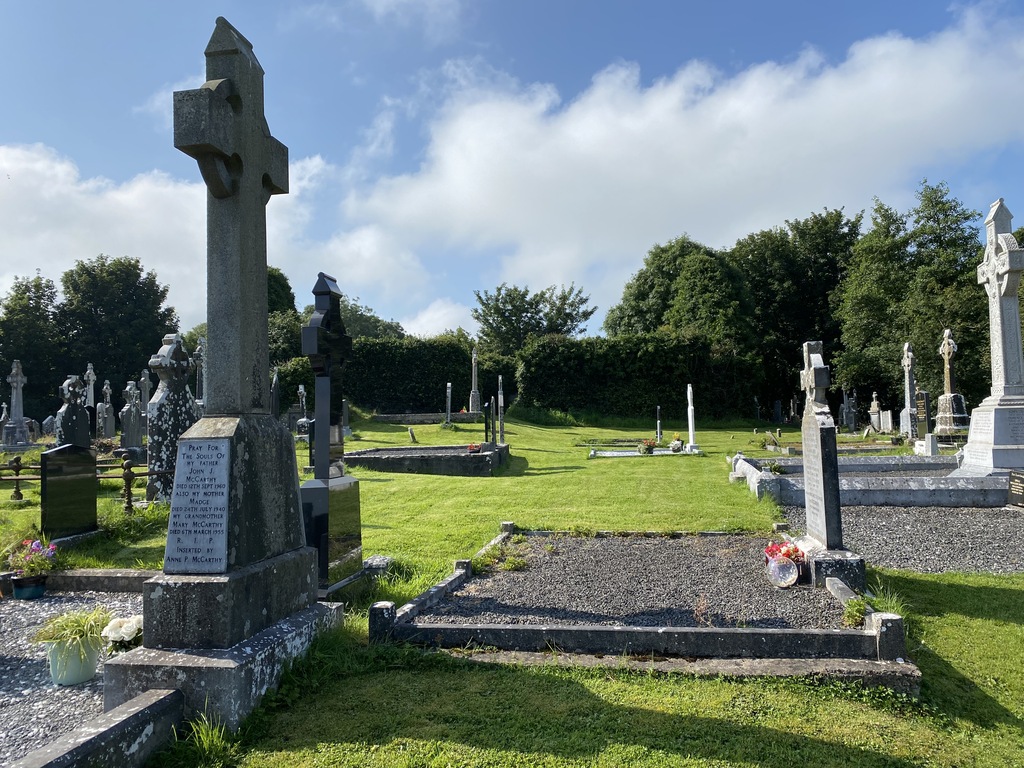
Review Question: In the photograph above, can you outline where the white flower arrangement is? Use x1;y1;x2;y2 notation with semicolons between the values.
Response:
102;615;144;654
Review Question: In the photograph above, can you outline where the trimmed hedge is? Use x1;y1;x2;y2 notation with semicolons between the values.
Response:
277;333;758;420
515;333;759;420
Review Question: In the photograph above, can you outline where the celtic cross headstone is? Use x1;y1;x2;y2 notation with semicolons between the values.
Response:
799;341;842;550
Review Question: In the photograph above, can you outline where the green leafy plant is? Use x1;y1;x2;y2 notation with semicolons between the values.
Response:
33;606;112;661
156;710;240;768
842;598;868;628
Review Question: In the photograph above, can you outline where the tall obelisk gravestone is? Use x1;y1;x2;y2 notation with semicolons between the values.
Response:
953;198;1024;475
106;18;340;729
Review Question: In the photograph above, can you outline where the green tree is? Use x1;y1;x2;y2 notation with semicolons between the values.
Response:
54;255;178;408
300;295;405;340
833;199;913;406
0;272;62;419
604;236;718;336
472;282;596;356
727;209;861;405
835;182;986;410
269;310;302;367
267;266;296;314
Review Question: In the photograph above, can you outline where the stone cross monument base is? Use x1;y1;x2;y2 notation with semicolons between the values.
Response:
950;395;1024;476
934;393;969;437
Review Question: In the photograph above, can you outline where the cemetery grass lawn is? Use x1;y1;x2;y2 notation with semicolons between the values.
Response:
202;418;1024;768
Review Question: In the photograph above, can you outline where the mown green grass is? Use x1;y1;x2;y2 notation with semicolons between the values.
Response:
8;420;1023;766
146;416;1024;767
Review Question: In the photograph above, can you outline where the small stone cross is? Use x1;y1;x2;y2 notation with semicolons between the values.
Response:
102;380;112;405
902;342;915;374
938;329;958;396
83;363;97;408
174;16;288;415
800;341;830;413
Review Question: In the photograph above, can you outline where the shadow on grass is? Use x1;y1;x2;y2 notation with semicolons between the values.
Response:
523;465;584;476
878;570;1024;731
246;641;924;767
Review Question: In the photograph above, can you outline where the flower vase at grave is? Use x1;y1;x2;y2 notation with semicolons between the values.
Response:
45;640;101;686
11;574;47;599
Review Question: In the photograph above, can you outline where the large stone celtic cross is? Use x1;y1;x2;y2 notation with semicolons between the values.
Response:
173;16;288;415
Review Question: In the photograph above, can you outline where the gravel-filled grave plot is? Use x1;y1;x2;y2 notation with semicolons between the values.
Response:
417;535;846;630
784;505;1024;574
0;590;143;766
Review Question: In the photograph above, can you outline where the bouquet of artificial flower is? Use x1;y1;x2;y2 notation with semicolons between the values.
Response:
102;615;144;654
764;540;804;563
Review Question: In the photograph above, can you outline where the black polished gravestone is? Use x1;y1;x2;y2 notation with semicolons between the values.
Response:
299;272;361;593
40;444;97;538
916;389;932;437
1009;470;1024;506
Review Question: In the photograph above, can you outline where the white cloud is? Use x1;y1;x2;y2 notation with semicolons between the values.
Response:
342;4;1024;327
357;0;466;45
401;297;475;337
0;143;207;331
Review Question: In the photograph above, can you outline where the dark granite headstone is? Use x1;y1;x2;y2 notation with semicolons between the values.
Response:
299;272;360;590
40;444;97;538
1008;470;1024;507
915;389;932;436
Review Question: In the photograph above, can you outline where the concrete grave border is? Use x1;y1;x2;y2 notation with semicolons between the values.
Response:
369;523;918;692
728;453;1009;507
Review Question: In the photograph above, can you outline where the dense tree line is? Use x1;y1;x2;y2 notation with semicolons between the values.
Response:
602;181;1013;417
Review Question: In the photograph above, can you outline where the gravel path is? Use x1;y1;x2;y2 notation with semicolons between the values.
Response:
0;590;142;766
784;505;1024;573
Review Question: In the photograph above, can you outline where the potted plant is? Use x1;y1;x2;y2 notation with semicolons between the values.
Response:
637;438;657;455
6;536;59;599
33;606;112;685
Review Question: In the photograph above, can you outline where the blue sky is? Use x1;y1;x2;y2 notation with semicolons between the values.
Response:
3;1;1024;338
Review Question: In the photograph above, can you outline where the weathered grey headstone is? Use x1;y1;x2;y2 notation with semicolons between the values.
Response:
796;342;864;590
840;388;857;432
868;392;881;432
469;346;481;414
108;18;336;730
445;382;452;424
2;360;31;447
490;396;497;443
146;334;199;501
299;272;360;590
83;362;97;408
934;329;970;437
119;381;145;450
139;368;152;432
799;342;842;549
880;410;893;433
42;415;55;436
899;343;917;438
98;380;117;438
54;375;90;448
193;336;205;402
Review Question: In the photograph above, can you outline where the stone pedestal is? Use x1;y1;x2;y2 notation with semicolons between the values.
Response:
951;396;1024;475
105;602;342;730
301;474;362;591
934;393;969;437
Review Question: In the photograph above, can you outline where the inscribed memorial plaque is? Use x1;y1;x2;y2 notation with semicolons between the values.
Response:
164;438;230;574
